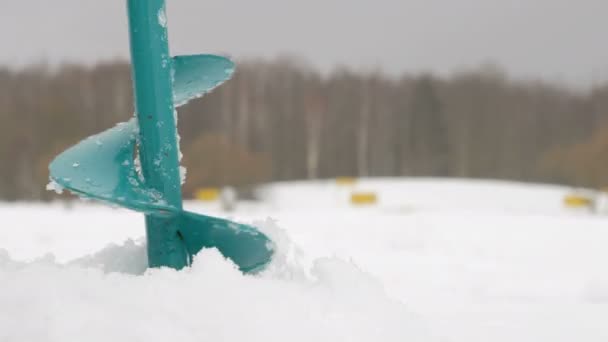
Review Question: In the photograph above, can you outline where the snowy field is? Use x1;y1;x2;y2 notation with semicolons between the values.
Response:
1;178;608;341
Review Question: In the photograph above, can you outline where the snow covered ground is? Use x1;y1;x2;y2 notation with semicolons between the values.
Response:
1;178;608;341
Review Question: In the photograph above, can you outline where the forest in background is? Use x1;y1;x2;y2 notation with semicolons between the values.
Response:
1;58;608;200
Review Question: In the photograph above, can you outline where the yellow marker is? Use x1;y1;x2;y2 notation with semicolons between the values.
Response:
563;193;593;208
350;192;378;205
195;188;220;202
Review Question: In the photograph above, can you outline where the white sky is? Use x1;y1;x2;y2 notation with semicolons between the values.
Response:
1;0;607;88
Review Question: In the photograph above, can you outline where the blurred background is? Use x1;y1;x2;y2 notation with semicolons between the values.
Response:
1;0;607;201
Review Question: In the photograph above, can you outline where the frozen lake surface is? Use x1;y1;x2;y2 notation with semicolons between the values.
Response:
1;178;607;341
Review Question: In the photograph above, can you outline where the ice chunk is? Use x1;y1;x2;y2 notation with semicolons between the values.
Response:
45;179;64;194
179;166;187;185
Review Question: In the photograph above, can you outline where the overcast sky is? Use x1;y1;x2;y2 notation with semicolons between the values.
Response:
1;0;606;88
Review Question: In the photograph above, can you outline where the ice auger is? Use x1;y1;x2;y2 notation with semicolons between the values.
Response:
48;0;273;272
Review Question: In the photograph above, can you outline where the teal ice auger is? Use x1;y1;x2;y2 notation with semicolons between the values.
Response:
48;0;273;272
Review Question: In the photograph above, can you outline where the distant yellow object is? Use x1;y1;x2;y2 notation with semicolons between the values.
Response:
194;188;220;201
350;192;378;205
563;193;594;208
336;177;357;186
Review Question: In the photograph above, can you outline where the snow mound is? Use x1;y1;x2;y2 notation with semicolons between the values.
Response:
0;220;432;342
584;278;608;303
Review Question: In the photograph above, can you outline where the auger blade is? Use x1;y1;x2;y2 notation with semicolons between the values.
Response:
172;54;235;106
178;211;274;273
49;119;174;213
49;118;274;272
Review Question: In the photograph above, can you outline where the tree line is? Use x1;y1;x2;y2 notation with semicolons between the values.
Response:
0;58;607;200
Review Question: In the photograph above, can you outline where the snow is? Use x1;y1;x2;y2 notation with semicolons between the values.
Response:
1;178;608;341
157;6;167;28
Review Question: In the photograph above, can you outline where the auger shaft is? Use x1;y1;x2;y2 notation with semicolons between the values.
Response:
127;0;188;268
49;1;274;273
